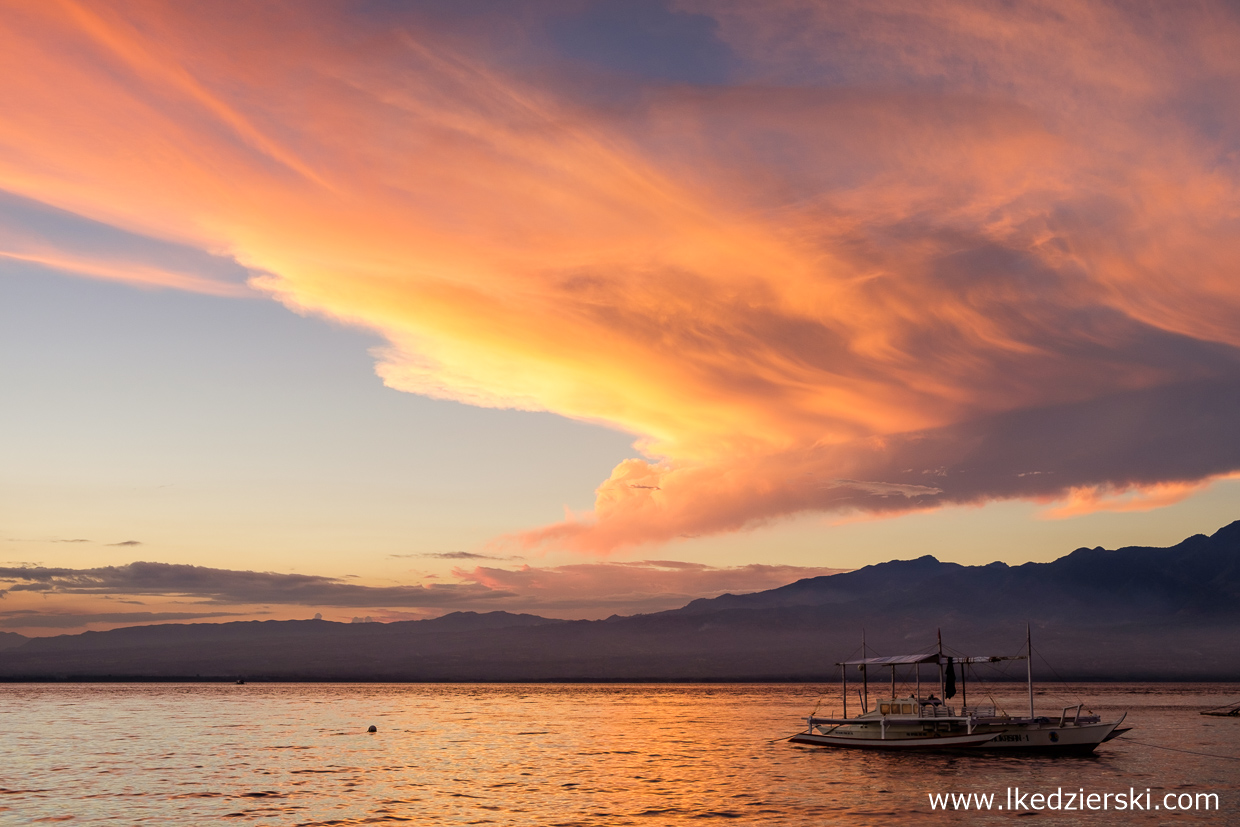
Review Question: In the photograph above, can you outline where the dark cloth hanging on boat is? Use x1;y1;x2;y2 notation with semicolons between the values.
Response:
944;656;957;699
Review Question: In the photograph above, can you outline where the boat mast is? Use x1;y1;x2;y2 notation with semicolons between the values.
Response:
1026;624;1035;718
861;630;868;713
961;660;967;711
841;661;847;719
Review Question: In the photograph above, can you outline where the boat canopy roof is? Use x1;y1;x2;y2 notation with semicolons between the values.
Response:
837;654;1024;666
840;654;939;666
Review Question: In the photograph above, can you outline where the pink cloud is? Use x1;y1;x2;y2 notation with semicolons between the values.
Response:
452;560;847;617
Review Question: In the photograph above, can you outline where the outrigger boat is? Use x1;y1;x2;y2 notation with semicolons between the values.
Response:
790;629;1128;753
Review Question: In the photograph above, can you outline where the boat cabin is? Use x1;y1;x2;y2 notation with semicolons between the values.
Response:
868;696;960;717
878;700;917;716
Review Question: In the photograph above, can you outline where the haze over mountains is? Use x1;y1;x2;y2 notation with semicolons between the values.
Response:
3;522;1239;681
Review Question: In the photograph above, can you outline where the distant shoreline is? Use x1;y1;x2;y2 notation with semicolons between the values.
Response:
4;676;1240;684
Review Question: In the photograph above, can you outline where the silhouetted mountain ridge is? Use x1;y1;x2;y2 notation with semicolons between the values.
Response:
16;611;561;654
0;632;27;652
673;522;1240;621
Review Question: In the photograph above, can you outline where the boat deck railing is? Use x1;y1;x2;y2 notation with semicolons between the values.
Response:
920;705;961;718
960;705;996;717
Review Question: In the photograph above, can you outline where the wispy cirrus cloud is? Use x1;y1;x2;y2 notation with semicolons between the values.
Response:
453;560;848;614
0;609;250;629
0;189;256;297
2;1;1239;552
827;480;945;498
0;562;510;608
390;551;521;561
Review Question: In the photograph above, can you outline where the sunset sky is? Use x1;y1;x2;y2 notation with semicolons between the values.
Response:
3;0;1240;636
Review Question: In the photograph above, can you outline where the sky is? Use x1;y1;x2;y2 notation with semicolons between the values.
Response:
3;0;1240;636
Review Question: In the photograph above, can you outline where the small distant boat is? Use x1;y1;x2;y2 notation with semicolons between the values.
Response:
1201;703;1240;717
790;629;1127;754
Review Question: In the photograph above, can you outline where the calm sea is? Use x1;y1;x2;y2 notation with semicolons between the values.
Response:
3;682;1238;825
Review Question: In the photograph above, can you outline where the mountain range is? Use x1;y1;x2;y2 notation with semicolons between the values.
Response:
3;520;1239;680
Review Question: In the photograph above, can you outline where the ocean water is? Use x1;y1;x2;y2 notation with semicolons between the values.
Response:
3;682;1238;825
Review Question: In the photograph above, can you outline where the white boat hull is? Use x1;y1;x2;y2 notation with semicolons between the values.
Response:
972;719;1122;753
789;730;999;750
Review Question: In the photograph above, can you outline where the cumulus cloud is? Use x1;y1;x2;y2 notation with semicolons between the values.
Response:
518;377;1240;550
2;1;1239;550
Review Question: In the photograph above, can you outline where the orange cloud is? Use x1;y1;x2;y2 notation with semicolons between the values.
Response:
1038;473;1240;520
3;1;1240;551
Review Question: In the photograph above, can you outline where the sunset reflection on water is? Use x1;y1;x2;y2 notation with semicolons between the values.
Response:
3;683;1238;825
